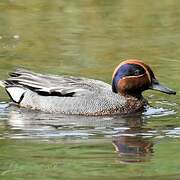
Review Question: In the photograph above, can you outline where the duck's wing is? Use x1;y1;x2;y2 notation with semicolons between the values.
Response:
1;68;111;103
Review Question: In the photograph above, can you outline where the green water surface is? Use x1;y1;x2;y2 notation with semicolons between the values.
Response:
0;0;180;179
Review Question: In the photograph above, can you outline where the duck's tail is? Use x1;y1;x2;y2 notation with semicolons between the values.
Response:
0;80;26;104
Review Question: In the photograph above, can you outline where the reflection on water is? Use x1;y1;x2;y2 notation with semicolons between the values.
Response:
0;103;164;138
113;135;153;163
0;102;178;163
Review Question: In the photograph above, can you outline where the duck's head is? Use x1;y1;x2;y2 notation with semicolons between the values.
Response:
112;59;176;98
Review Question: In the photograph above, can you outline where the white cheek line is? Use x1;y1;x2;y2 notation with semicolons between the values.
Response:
121;74;145;80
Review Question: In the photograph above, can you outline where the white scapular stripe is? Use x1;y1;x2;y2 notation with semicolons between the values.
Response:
6;87;26;103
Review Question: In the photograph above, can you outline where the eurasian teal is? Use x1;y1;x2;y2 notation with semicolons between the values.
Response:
0;59;176;115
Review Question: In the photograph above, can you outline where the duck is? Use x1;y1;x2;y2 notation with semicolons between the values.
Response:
0;59;176;116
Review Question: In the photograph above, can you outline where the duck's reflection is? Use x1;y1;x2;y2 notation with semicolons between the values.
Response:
112;135;153;163
112;115;154;163
1;103;154;163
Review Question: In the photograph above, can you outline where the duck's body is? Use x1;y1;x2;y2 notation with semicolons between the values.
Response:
0;59;175;115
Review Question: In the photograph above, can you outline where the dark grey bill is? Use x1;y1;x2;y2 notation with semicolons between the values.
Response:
150;79;176;95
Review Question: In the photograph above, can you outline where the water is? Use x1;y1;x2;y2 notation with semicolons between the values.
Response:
0;0;180;179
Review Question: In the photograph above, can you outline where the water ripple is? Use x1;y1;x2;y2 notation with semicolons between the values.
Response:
143;106;176;118
0;102;177;140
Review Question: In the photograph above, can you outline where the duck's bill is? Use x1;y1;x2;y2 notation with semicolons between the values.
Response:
151;79;176;95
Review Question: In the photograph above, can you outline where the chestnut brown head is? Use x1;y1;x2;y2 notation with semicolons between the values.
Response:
112;59;176;97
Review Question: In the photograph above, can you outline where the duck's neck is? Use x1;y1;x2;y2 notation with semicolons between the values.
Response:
117;92;147;114
124;92;148;104
121;92;143;100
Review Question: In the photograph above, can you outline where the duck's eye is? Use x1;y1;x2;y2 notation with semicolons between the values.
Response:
134;69;141;76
